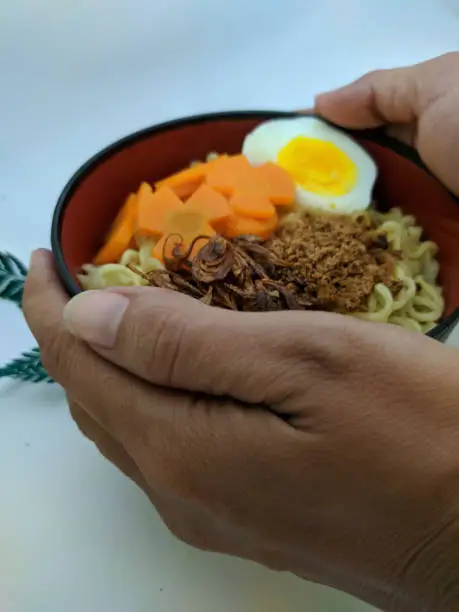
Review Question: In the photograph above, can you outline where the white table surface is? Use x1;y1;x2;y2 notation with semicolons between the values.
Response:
1;1;459;610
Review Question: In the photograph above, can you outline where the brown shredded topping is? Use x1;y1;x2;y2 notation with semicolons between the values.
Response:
130;209;400;314
269;210;400;312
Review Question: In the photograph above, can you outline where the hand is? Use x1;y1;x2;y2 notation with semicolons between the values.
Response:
24;250;459;612
315;52;459;196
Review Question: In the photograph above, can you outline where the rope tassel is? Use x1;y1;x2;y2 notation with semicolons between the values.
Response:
0;251;54;383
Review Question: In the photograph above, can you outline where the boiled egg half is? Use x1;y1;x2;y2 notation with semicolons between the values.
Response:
242;117;377;214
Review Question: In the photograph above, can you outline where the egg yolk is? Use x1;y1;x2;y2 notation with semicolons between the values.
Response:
277;136;358;196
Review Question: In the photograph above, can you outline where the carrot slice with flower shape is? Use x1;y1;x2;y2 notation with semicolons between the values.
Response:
229;192;276;220
153;209;216;262
155;165;207;197
225;209;279;240
171;180;204;200
93;193;138;265
136;184;184;238
255;162;295;205
155;155;227;199
205;155;255;196
96;155;291;267
205;155;295;209
185;183;230;228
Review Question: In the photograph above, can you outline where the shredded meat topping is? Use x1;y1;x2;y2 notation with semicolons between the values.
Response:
130;209;400;314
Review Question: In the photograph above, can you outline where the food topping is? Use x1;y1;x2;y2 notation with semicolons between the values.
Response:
242;117;377;214
93;193;139;265
94;154;297;266
155;156;225;199
224;209;279;240
229;192;276;220
270;211;399;313
184;183;230;229
129;210;398;314
136;183;184;238
152;210;215;262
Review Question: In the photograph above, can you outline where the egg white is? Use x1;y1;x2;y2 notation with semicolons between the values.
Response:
242;117;377;214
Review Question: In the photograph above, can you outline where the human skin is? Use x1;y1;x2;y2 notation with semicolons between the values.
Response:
315;52;459;197
23;52;459;612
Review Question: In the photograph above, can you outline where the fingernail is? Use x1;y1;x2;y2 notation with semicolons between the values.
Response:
63;290;129;348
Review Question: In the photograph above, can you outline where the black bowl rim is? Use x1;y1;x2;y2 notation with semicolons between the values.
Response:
51;109;459;340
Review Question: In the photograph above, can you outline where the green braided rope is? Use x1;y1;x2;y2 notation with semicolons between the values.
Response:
0;348;53;383
0;251;54;383
0;251;27;307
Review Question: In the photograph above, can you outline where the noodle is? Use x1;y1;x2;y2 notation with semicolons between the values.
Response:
79;262;147;290
78;237;163;290
353;208;444;331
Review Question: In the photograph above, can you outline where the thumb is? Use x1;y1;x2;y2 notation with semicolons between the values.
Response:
314;65;420;129
62;287;348;407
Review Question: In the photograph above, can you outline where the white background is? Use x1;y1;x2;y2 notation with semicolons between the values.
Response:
1;1;459;610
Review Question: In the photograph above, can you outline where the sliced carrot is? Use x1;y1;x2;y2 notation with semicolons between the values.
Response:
95;154;289;267
153;209;216;262
93;193;138;265
154;156;228;199
164;209;214;237
205;155;294;210
229;192;276;220
225;209;279;240
155;164;207;192
136;184;184;238
185;183;231;227
205;155;254;196
172;179;204;200
255;162;295;206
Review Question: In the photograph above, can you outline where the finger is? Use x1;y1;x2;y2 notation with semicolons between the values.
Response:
314;65;419;128
314;52;459;130
385;122;417;147
62;284;357;407
67;398;222;547
23;252;293;522
68;400;209;550
23;250;201;456
68;399;148;490
23;249;69;336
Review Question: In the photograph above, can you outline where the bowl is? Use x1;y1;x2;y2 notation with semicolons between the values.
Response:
51;111;459;342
